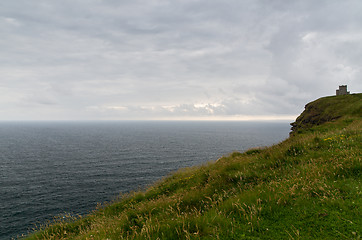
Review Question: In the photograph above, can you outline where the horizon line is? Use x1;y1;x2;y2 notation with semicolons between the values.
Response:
0;115;298;122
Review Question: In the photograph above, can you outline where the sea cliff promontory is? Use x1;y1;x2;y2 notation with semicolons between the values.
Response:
27;94;361;239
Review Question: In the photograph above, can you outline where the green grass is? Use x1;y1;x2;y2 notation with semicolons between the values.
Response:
25;94;361;239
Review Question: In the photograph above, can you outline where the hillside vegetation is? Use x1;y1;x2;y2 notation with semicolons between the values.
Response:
26;94;361;239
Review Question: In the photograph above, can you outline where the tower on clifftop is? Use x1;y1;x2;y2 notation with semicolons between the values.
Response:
336;85;350;96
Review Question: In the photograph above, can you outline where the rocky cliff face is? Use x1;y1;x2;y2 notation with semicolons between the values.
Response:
290;101;339;134
290;93;362;134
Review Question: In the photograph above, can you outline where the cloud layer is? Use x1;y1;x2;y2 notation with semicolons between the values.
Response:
1;0;361;120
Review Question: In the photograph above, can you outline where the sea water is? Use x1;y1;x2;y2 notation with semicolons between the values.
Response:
0;121;290;239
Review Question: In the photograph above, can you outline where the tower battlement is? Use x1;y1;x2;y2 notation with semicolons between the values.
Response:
336;85;350;96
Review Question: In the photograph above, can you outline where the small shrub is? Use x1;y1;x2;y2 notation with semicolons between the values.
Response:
245;148;263;155
286;145;305;156
231;151;243;157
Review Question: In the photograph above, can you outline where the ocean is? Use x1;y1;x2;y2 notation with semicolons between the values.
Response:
0;121;290;239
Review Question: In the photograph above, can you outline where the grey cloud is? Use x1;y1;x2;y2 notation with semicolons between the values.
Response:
0;0;361;120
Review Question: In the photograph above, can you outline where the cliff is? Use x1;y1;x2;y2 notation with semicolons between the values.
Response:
290;93;362;134
26;94;362;239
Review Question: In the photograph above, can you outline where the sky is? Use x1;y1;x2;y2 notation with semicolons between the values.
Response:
1;0;361;121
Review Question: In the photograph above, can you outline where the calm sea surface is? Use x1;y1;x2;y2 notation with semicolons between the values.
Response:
0;121;290;239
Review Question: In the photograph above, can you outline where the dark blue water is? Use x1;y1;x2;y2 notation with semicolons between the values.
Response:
0;121;290;239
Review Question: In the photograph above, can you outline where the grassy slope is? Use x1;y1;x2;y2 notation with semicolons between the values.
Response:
27;94;361;240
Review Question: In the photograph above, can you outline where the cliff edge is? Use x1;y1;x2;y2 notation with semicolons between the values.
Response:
290;93;362;134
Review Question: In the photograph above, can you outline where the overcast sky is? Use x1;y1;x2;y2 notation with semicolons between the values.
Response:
1;0;361;121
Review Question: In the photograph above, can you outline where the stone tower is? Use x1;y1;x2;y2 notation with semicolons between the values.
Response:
336;85;350;96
